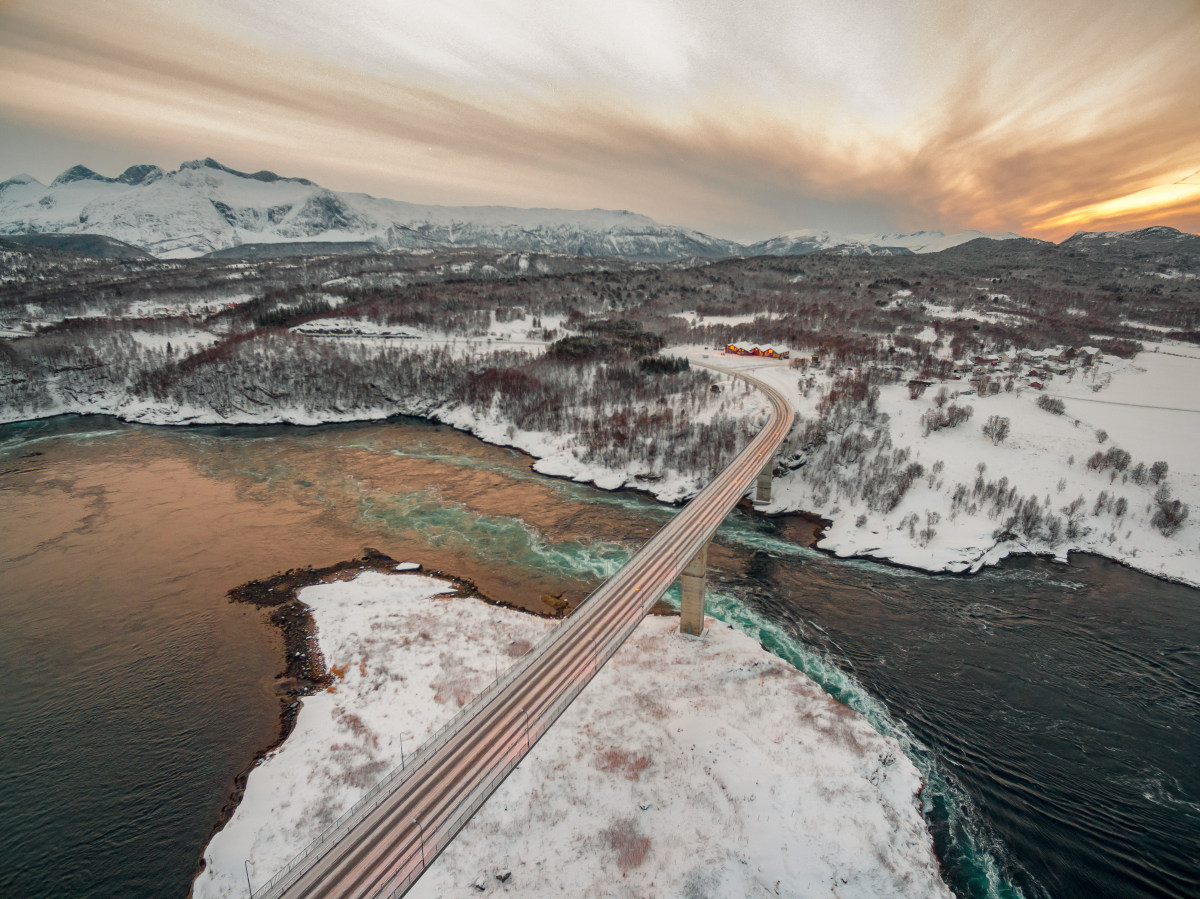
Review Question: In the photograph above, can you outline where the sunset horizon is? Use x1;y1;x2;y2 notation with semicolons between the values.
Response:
3;0;1198;243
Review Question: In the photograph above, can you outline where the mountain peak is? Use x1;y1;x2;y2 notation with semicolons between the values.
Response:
178;157;312;185
0;174;43;190
51;165;115;187
117;164;165;185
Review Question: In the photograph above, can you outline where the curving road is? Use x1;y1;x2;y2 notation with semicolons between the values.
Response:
259;362;795;899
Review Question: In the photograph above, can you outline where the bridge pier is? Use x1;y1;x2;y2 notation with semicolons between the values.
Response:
678;540;709;636
755;458;774;503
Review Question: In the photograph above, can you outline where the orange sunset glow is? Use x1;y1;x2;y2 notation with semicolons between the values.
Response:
1;0;1197;241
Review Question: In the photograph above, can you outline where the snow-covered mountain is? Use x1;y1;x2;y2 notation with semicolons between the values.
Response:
859;228;1022;253
745;227;1020;257
0;159;744;261
745;229;908;257
20;156;1178;266
1060;226;1200;255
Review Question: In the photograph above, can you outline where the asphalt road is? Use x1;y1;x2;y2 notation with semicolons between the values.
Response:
260;362;795;899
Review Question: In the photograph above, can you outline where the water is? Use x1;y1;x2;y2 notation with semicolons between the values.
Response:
700;538;1200;899
1;415;1196;898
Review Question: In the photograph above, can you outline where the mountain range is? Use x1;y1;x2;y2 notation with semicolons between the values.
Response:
0;158;1194;263
743;228;1023;257
0;159;743;261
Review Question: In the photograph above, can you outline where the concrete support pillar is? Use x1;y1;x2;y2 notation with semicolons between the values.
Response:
678;540;709;636
755;459;774;504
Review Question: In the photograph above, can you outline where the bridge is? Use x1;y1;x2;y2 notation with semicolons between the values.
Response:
257;363;794;899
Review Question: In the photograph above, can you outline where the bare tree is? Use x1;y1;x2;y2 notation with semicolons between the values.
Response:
982;415;1011;445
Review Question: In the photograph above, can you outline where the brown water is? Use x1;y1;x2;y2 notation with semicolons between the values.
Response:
0;416;687;898
1;415;1195;899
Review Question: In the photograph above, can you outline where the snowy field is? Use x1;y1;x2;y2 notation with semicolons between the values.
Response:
126;327;219;354
675;343;1200;586
292;312;569;358
917;301;1025;326
674;310;785;327
194;570;949;899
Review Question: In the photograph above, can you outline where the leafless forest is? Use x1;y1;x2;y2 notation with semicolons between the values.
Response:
2;234;1197;492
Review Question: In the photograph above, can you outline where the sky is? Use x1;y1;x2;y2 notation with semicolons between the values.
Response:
1;0;1198;243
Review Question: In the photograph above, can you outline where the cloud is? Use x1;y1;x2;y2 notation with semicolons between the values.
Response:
1;0;1197;240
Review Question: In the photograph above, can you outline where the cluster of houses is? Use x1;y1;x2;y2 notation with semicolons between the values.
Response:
953;345;1104;389
724;341;791;359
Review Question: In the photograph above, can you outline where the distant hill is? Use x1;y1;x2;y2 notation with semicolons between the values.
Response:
0;232;154;260
1059;226;1200;267
932;236;1058;263
744;228;1022;257
745;230;913;257
202;240;382;260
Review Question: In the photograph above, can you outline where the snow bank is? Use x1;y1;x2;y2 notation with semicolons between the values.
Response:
194;570;948;899
919;302;1024;326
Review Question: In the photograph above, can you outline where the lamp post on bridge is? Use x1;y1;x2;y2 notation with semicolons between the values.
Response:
244;859;254;898
413;818;426;868
519;707;531;752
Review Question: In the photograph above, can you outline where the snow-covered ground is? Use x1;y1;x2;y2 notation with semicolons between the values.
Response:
9;304;1195;583
917;301;1025;327
1120;319;1178;333
194;569;949;899
675;310;784;327
290;318;428;339
126;327;219;354
675;344;1200;586
292;312;569;356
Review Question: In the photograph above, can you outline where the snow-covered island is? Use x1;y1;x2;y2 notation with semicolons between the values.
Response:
193;568;951;899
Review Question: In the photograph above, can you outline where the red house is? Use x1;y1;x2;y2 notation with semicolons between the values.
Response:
725;342;790;359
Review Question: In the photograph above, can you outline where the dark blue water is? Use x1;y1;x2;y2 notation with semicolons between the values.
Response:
1;415;1197;898
706;524;1200;899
